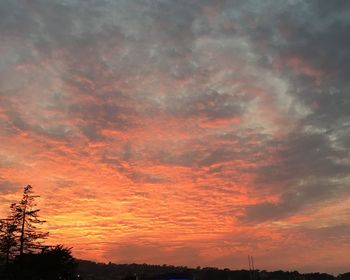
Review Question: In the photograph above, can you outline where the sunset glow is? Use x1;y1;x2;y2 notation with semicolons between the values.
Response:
1;0;350;274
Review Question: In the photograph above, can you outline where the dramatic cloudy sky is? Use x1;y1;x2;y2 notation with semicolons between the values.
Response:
1;0;350;274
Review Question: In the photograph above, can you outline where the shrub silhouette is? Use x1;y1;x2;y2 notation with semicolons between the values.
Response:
8;245;78;280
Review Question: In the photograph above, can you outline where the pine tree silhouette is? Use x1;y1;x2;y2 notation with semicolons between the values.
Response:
10;185;49;256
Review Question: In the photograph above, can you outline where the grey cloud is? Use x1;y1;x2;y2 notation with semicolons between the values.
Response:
4;110;72;140
0;0;283;143
256;131;349;187
79;123;105;142
242;179;347;223
0;179;19;194
68;92;138;141
245;127;350;223
128;171;168;184
52;178;76;189
168;89;247;121
303;224;350;240
101;150;169;184
217;0;350;129
0;91;74;140
156;128;274;169
244;0;350;124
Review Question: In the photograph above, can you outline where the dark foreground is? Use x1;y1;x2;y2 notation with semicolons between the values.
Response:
77;260;350;280
1;258;350;280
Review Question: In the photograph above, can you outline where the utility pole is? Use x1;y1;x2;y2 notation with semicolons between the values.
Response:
251;255;255;280
248;255;255;280
248;255;252;280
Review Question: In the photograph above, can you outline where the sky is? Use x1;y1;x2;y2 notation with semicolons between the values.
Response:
0;0;350;274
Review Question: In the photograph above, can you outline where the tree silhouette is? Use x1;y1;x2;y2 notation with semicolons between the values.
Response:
10;185;49;256
0;219;17;265
0;184;80;279
8;245;78;280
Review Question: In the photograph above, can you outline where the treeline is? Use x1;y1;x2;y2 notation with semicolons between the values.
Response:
77;260;350;280
0;185;78;280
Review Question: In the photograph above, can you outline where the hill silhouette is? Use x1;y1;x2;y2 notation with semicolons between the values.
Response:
76;259;350;280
